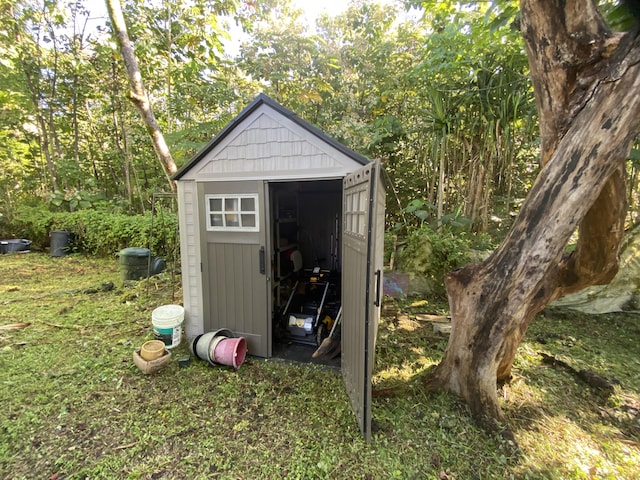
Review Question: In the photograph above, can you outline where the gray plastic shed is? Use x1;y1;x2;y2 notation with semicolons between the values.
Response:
172;94;385;440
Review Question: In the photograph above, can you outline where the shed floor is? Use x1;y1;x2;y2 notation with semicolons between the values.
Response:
271;341;340;369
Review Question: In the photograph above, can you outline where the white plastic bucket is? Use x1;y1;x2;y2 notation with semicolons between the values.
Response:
152;304;184;349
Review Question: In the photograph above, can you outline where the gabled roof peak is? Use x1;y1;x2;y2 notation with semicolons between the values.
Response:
172;93;369;181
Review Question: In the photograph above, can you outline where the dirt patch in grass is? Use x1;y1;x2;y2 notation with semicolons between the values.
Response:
1;253;638;479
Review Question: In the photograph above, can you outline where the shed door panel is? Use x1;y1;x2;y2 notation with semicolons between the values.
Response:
202;181;270;358
342;160;384;441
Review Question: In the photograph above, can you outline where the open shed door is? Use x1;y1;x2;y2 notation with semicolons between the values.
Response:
200;181;270;358
342;159;385;441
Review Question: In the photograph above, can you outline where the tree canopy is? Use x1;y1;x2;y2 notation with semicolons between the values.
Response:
0;0;637;242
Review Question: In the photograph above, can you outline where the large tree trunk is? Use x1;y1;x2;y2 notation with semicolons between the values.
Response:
424;0;640;432
105;0;177;191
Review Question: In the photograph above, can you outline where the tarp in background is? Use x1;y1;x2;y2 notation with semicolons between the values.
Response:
552;225;640;314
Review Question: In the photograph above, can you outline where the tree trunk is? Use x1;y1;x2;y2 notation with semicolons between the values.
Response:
23;68;59;191
105;0;177;191
17;30;59;191
424;0;640;432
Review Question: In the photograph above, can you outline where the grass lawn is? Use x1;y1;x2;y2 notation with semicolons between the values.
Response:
0;253;638;479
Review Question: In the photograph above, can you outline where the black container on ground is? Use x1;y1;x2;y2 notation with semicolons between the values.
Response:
0;239;32;254
50;231;72;257
118;247;151;281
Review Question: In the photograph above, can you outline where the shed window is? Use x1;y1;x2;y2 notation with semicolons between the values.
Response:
344;188;367;237
205;194;259;231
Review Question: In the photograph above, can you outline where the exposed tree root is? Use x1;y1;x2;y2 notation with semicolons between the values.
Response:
539;352;615;398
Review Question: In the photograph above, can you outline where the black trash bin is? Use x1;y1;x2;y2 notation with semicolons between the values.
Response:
0;239;32;254
50;230;72;257
118;247;151;281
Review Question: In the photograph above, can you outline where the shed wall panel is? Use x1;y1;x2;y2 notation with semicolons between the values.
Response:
207;242;267;356
177;181;203;339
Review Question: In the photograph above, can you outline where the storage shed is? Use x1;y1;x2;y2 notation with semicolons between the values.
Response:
172;94;385;439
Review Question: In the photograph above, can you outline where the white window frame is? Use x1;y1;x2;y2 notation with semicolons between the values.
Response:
344;187;368;238
205;193;260;232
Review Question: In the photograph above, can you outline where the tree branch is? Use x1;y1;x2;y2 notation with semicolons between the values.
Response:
105;0;177;189
520;0;614;165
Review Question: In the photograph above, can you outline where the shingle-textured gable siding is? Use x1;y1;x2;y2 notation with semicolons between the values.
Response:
180;108;364;182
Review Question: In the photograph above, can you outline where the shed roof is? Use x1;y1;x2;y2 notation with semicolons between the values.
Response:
172;93;370;181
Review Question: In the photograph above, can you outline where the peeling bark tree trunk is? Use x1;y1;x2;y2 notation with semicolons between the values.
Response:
424;0;640;432
105;0;177;191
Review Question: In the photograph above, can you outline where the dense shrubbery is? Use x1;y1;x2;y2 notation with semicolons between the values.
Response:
4;201;489;298
386;198;495;297
390;225;493;297
2;205;178;259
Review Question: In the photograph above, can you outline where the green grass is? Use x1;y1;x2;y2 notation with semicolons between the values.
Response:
0;253;638;479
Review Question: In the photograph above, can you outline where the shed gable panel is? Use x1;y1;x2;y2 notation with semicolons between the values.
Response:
182;107;364;181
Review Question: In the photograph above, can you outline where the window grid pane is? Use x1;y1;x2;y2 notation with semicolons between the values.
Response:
224;198;238;212
225;213;240;227
241;197;255;212
210;198;222;211
241;214;256;227
206;194;259;231
211;214;223;227
344;187;368;237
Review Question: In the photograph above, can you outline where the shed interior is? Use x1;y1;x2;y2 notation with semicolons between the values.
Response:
269;180;343;366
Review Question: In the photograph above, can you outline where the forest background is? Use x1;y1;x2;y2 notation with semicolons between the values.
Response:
1;0;639;293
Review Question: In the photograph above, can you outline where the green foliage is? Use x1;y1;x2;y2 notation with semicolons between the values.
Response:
389;196;494;296
600;0;639;31
4;204;55;244
400;198;474;231
46;190;106;212
3;0;639;245
394;225;474;296
7;205;178;259
404;198;436;224
0;0;243;216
